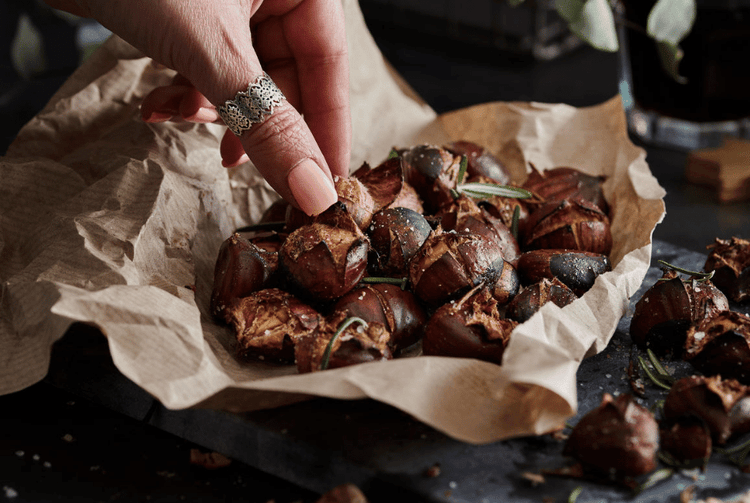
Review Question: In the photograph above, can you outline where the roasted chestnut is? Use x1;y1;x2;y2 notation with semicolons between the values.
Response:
445;140;511;185
399;144;462;213
522;164;609;215
704;237;750;303
367;207;432;277
630;269;729;357
491;259;520;305
331;282;427;352
279;203;369;302
684;310;750;384
659;417;712;467
436;196;520;265
505;277;577;323
516;249;611;296
295;312;392;373
422;286;517;364
663;375;750;445
523;198;612;255
210;233;277;322
227;288;321;363
408;229;505;306
563;393;659;478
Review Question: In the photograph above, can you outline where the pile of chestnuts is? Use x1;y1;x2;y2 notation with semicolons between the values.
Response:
211;141;614;373
557;237;750;486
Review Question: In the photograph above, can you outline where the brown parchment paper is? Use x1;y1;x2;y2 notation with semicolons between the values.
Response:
0;0;665;443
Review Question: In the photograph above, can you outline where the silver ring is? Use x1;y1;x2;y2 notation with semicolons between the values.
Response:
216;72;286;136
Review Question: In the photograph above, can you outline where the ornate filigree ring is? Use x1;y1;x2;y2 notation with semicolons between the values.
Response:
216;72;286;136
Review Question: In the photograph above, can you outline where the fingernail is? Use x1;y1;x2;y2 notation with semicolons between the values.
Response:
288;159;338;216
191;107;219;123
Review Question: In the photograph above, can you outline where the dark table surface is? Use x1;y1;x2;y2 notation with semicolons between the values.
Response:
2;8;750;503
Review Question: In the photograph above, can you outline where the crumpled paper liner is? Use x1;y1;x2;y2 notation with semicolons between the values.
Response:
0;0;665;443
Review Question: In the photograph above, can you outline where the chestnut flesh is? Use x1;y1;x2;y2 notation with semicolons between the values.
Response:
684;310;750;384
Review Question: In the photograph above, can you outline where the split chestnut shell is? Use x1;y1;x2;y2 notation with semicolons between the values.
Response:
523;198;612;255
279;204;369;302
228;288;321;363
422;286;517;364
408;229;505;306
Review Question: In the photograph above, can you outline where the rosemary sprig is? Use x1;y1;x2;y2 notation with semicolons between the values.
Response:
456;155;468;185
456;183;533;200
658;260;715;282
646;349;675;384
320;317;368;371
387;148;399;160
637;356;672;391
567;485;583;503
361;276;409;290
634;468;674;494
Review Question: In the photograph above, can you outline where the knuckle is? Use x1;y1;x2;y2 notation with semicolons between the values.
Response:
242;106;310;156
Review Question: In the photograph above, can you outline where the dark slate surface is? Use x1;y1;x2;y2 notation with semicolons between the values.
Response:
30;241;750;503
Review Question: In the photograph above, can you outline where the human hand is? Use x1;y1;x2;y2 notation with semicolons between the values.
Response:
47;0;350;216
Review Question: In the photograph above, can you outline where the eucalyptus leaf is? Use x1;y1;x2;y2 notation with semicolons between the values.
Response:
556;0;619;52
647;0;696;45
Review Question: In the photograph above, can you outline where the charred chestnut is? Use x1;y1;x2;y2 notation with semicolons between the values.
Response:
630;269;729;357
516;249;611;296
505;277;577;323
227;288;321;363
491;259;520;305
436;196;521;265
684;310;750;384
663;375;750;445
279;203;369;302
422;286;517;364
295;312;392;373
408;229;505;306
659;417;712;468
399;144;462;213
367;207;432;277
563;393;659;478
211;233;277;322
522;164;609;215
331;282;427;352
445;140;511;185
523;198;612;255
704;237;750;303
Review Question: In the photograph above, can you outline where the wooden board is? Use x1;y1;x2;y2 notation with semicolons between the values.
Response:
686;137;750;203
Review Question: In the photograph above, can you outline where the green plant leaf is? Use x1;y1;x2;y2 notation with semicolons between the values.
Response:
656;41;688;84
647;0;696;46
556;0;619;52
508;0;527;6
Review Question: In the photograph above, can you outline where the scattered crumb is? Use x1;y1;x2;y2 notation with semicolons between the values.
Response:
3;486;18;499
315;484;368;503
62;434;74;443
520;472;545;487
680;485;696;503
424;463;441;478
15;451;23;457
189;449;232;470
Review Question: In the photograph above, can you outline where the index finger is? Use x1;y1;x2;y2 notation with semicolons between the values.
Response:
269;0;351;179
